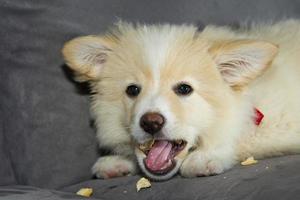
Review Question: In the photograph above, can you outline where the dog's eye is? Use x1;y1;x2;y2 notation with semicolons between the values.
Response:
126;84;141;97
173;83;193;96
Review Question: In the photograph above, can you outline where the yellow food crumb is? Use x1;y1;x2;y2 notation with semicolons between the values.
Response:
76;188;93;197
139;140;155;151
241;156;258;166
136;177;151;192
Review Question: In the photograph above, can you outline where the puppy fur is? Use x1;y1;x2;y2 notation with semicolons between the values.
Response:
62;20;300;180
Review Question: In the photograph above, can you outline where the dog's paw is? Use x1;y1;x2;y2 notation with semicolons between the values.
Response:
92;155;137;179
180;151;234;177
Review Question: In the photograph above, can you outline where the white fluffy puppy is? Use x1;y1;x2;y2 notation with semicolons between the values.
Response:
62;20;300;180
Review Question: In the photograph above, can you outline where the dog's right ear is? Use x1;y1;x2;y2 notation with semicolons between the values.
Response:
62;36;114;82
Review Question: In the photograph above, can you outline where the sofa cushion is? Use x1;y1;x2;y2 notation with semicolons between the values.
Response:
62;155;300;200
0;124;16;186
0;1;99;189
1;0;300;189
0;185;100;200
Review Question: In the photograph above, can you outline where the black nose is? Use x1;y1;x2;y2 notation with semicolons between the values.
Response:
140;112;165;135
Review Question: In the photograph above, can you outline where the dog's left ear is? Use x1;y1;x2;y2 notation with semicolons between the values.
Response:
209;40;278;87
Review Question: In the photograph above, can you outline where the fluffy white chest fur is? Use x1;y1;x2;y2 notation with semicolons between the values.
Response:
62;20;300;180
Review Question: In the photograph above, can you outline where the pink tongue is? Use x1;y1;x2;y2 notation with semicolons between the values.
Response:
145;140;173;172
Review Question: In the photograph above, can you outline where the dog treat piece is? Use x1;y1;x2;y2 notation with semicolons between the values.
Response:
241;156;258;166
139;139;155;151
136;177;151;192
76;188;93;197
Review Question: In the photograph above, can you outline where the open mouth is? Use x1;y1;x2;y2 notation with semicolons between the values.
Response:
138;139;187;175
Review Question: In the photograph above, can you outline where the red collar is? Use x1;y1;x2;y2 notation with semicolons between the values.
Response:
254;108;264;126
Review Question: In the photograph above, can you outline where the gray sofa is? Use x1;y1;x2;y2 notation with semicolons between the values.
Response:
1;0;300;199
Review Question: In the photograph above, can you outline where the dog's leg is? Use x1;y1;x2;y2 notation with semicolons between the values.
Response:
92;155;137;179
180;145;237;177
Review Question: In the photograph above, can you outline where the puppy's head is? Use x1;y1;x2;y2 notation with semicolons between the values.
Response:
62;23;278;180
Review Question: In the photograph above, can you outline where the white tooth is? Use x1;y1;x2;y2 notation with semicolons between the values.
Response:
167;159;172;167
176;140;183;145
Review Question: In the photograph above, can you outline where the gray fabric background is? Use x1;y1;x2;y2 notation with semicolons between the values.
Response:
0;185;100;200
0;0;99;188
62;156;300;200
1;0;300;197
